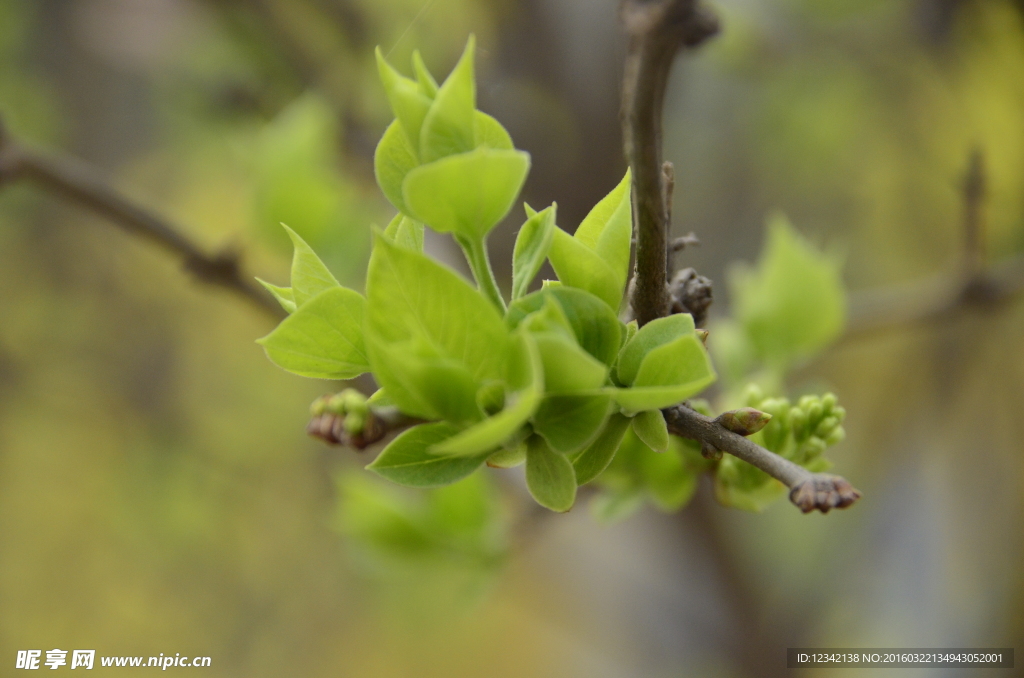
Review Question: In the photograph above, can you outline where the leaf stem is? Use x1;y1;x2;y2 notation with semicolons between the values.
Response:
457;234;507;314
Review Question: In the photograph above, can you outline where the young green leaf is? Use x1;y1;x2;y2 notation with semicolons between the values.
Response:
487;444;526;468
533;332;608;393
257;287;368;379
402;147;530;241
572;169;632;286
365;232;509;384
729;214;846;367
547;228;624;310
474;111;514;150
383;213;425;252
367;422;489;488
431;331;543;457
631;409;669;453
283;224;340;306
376;46;433;152
616;313;696;386
572;412;631;485
512;204;556;300
532;393;613;454
507;287;623;366
609;334;716;414
420;36;476;163
256;278;297;314
412;49;439;97
525;436;577;512
374;119;420;215
366;338;484;425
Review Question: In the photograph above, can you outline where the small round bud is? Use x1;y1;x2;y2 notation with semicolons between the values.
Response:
787;407;807;437
798;395;816;411
309;395;330;417
716;408;772;436
802;435;826;459
701;441;723;461
821;392;838;412
832;405;846;423
342;389;368;415
806;401;823;426
824;427;846;446
815;416;839;438
742;383;765;407
343;412;364;435
325;393;348;415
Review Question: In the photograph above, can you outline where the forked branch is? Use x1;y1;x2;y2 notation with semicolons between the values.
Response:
619;0;861;512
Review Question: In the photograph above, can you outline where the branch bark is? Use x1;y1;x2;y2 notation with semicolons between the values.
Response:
0;119;285;321
663;405;861;513
621;0;717;326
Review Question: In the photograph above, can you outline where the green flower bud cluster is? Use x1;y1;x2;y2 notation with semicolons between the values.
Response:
713;384;847;511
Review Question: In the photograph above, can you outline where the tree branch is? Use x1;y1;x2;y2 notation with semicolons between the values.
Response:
621;0;718;326
663;405;862;513
0;119;285;321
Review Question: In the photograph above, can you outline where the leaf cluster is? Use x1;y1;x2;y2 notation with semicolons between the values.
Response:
257;38;717;512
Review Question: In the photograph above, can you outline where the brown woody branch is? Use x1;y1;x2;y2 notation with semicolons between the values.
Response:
0;118;285;321
663;405;861;513
621;0;718;326
619;0;861;512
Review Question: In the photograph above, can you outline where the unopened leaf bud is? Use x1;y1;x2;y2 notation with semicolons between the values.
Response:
343;412;364;435
342;389;368;415
326;393;348;415
798;394;816;411
716;408;772;436
742;383;765;407
824;427;846;446
310;395;330;417
695;328;709;345
832;405;846;423
787;407;807;437
806;401;823;426
701;440;722;461
815;416;839;438
802;435;826;459
821;392;837;413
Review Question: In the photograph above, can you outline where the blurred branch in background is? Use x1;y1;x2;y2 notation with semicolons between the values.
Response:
827;149;1024;347
0;116;285;320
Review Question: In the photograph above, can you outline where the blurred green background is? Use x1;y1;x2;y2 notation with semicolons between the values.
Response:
1;0;1023;676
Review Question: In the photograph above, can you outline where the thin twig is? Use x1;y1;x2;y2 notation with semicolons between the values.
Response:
0;119;284;320
663;405;862;513
621;0;718;326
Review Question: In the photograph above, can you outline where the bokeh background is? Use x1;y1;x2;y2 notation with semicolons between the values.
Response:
1;0;1023;676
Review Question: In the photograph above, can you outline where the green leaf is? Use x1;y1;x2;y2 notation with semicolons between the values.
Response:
402;148;530;240
729;214;846;367
608;334;716;414
487;444;526;468
532;393;612;454
383;213;425;252
641;438;698;511
533;332;608;393
616;313;696;386
420;36;476;163
257;287;368;379
367;422;488;487
512;204;556;300
590;487;644;524
431;331;543;457
572;169;632;286
474;111;514;150
631;409;669;453
256;278;297;314
572;412;631;485
507;287;623;366
412;49;439;98
283;224;340;306
525;436;577;512
548;228;623;310
374;119;419;215
366;338;483;425
376;46;433;152
366;232;509;384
